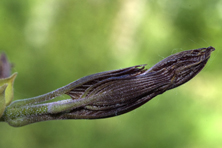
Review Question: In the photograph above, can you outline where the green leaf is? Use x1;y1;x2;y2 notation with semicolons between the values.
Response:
0;84;8;118
0;72;17;106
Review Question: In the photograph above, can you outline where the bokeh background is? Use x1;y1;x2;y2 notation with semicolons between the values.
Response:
0;0;222;148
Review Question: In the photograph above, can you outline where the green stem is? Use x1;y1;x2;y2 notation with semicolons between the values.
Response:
0;94;100;127
8;71;107;108
7;95;99;119
9;86;71;108
0;73;105;126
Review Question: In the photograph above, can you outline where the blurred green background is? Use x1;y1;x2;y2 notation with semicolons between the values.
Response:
0;0;222;148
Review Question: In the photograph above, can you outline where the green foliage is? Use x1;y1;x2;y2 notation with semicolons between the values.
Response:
0;0;221;148
0;84;7;118
0;73;17;106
